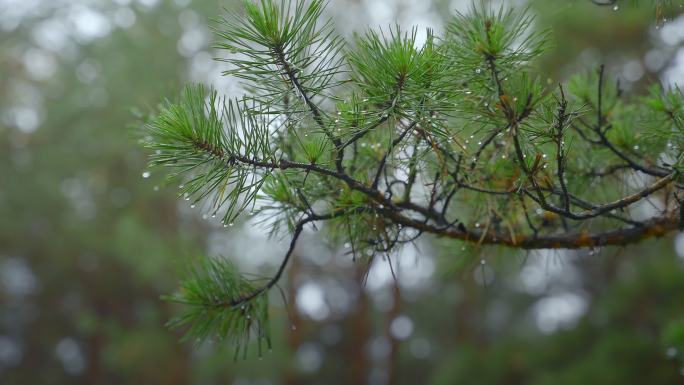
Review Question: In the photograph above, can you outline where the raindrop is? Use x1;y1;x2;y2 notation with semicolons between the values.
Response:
480;259;486;265
475;68;482;74
142;171;151;178
612;4;618;11
190;204;196;208
229;222;235;227
475;222;481;228
344;242;351;248
633;145;639;151
475;263;495;286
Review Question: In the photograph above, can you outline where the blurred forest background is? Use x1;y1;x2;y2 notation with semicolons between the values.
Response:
3;0;684;384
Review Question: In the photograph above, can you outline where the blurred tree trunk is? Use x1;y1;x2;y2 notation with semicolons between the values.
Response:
386;279;401;385
82;334;103;385
284;253;303;385
455;277;481;346
348;265;370;385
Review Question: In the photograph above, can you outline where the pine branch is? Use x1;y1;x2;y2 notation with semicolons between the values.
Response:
144;85;276;225
141;0;684;355
164;257;271;359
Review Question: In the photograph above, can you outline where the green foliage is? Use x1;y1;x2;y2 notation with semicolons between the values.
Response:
447;4;549;71
164;258;271;359
141;0;684;354
144;85;275;224
348;27;454;123
214;0;345;110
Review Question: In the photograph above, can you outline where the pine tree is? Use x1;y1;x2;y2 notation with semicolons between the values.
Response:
141;0;684;357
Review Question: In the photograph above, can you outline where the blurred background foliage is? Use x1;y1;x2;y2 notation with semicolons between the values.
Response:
3;0;684;384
